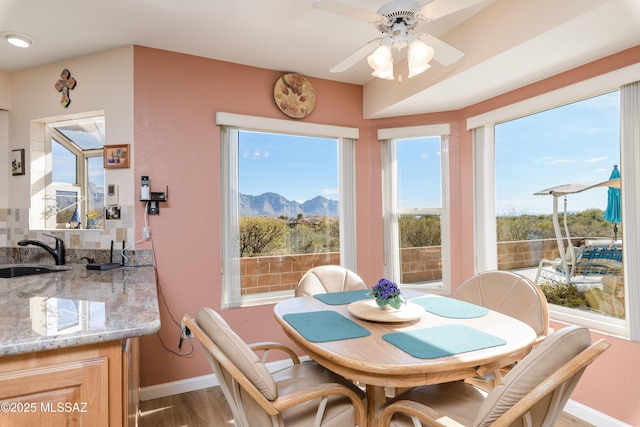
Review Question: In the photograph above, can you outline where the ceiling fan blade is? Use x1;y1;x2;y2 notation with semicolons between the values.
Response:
312;0;383;24
330;40;381;73
419;0;485;21
422;34;464;66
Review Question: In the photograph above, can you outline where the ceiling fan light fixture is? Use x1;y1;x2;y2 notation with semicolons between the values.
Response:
367;44;395;80
371;63;395;80
367;44;392;68
407;39;434;78
318;0;470;80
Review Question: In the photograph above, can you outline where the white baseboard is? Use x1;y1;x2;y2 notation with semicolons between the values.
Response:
140;373;219;401
140;357;305;402
141;361;630;427
564;400;632;427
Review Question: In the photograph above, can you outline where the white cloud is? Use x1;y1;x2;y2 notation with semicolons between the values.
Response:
585;156;608;163
242;149;269;159
534;157;573;166
320;188;339;198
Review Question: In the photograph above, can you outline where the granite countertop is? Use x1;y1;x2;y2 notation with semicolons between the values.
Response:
0;263;160;357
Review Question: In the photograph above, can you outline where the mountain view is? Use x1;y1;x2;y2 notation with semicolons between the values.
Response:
239;192;338;218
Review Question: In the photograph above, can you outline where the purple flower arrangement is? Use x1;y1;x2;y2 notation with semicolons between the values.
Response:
368;278;405;309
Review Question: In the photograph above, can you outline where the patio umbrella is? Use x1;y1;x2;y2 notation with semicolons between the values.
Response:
603;165;621;241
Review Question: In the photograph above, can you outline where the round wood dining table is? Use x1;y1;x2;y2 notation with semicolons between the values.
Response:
273;292;537;427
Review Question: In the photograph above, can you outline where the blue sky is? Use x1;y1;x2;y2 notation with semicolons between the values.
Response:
52;143;105;189
496;90;620;215
239;131;338;203
238;91;620;216
397;137;442;208
238;131;444;209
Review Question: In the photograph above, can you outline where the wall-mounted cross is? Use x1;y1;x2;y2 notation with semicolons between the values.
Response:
54;69;77;108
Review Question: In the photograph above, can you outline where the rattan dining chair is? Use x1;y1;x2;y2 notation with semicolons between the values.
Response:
295;265;368;297
453;270;550;389
182;308;367;427
379;326;609;427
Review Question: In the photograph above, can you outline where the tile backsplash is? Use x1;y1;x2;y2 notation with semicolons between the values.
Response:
0;207;151;266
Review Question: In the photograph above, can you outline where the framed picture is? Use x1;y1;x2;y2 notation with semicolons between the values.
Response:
12;149;25;175
104;144;130;169
106;206;121;220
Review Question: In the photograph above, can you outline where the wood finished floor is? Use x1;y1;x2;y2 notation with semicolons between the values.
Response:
138;386;595;427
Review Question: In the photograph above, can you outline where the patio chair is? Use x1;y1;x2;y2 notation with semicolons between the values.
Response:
295;265;367;296
453;270;549;389
536;243;623;284
535;244;580;283
572;244;623;277
378;326;610;427
182;308;366;427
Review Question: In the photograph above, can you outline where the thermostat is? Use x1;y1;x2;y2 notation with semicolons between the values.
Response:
106;184;119;206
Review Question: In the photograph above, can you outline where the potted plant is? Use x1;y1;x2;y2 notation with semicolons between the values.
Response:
368;278;405;310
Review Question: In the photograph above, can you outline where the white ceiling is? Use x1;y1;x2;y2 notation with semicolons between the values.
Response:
1;0;639;118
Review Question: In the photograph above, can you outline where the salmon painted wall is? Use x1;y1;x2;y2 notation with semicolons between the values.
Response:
132;46;379;387
133;45;640;425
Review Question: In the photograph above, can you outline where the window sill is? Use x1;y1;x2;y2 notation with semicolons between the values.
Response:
233;290;295;308
549;303;626;338
401;280;446;295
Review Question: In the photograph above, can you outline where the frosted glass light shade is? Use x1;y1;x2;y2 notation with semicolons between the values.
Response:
408;39;434;78
368;45;394;80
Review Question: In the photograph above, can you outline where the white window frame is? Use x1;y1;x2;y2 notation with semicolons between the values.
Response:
468;63;640;340
48;134;103;229
216;112;359;309
379;124;451;295
29;113;105;231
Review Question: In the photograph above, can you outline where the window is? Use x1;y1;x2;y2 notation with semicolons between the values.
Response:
31;115;105;230
239;131;339;256
380;125;450;294
470;67;640;340
494;92;624;328
217;113;358;308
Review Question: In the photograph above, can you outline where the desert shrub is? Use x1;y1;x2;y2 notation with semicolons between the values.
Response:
538;280;587;308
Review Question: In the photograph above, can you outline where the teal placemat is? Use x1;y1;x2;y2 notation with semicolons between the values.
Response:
314;289;371;305
412;296;489;318
283;311;371;342
383;324;506;359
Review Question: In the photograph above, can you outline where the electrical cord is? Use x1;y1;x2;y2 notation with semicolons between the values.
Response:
149;232;195;357
121;202;152;266
121;203;194;357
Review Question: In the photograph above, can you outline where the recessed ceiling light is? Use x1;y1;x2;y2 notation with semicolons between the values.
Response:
2;32;35;48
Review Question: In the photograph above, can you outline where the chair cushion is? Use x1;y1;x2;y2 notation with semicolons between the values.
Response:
196;307;278;400
274;361;366;427
454;271;547;337
386;381;484;427
296;265;367;296
475;326;591;426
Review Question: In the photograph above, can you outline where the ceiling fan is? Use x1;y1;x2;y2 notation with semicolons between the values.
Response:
313;0;484;79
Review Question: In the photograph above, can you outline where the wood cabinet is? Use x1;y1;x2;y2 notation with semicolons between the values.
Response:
0;338;139;427
123;337;140;427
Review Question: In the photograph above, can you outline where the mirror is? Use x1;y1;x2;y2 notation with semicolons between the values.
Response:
30;113;105;230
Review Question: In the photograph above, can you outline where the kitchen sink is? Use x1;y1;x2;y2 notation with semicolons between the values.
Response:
0;266;68;278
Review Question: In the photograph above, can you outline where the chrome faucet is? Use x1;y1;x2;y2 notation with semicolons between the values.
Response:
18;234;66;265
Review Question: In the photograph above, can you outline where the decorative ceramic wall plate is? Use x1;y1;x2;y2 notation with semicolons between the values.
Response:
274;73;316;118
